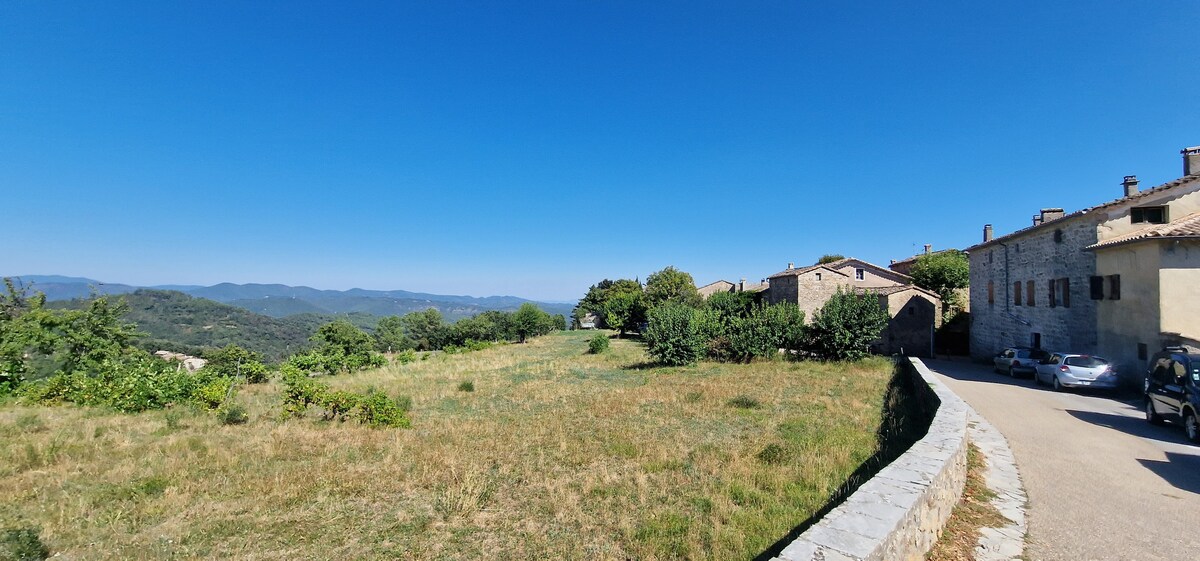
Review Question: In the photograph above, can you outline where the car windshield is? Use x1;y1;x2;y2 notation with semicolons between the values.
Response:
1065;356;1108;368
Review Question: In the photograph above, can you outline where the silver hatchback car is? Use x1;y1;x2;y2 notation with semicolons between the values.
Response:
1034;353;1119;391
993;347;1049;378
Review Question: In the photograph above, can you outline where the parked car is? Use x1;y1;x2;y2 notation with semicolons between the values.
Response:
1034;353;1119;391
1144;348;1200;442
992;347;1049;378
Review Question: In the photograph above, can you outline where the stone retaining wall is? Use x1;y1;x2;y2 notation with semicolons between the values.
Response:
771;358;969;561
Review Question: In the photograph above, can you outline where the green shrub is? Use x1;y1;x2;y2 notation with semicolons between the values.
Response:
643;304;706;366
279;365;328;418
756;443;788;465
804;288;889;361
353;389;411;428
463;339;493;352
729;303;805;362
202;344;269;383
395;349;418;364
320;390;360;421
727;395;760;409
218;403;249;425
0;526;49;561
192;376;235;410
457;381;474;392
587;333;610;354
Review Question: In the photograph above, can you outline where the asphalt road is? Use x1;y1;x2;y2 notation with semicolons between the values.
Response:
923;359;1200;561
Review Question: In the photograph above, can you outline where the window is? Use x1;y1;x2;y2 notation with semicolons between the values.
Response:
1049;279;1057;307
1014;281;1022;305
815;272;822;281
989;252;994;264
1090;276;1104;300
1137;343;1148;360
1108;274;1121;300
1054;229;1064;243
988;280;995;304
1026;281;1035;306
1131;206;1168;224
855;268;865;281
1061;278;1070;308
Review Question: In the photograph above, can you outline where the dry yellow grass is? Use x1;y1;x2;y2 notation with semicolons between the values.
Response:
0;331;896;560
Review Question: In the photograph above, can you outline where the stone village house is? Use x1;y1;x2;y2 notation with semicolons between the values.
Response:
967;146;1200;385
760;258;942;357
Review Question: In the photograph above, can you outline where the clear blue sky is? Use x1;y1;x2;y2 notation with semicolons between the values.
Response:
3;1;1197;301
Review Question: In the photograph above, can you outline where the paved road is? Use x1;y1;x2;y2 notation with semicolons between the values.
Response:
923;359;1200;561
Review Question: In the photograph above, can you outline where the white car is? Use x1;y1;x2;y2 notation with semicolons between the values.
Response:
1034;353;1119;391
992;347;1049;378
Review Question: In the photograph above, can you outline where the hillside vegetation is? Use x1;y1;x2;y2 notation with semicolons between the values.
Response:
0;331;899;560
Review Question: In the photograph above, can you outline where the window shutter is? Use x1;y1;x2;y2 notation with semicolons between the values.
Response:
1014;281;1022;306
1026;281;1035;307
1109;275;1121;300
1061;278;1070;308
1048;279;1056;308
1089;276;1104;300
988;280;994;304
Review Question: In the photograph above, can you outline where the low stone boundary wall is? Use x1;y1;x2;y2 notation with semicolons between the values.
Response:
771;358;969;561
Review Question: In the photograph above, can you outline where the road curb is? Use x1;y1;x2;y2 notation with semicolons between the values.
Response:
967;410;1028;561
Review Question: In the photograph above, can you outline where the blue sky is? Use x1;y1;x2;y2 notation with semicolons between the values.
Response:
2;1;1198;301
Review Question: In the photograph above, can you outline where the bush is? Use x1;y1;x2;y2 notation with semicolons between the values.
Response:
0;526;49;561
729;303;805;361
320;390;360;421
353;389;411;428
587;333;609;354
395;349;418;364
218;403;249;425
727;395;761;409
191;376;235;410
202;344;268;383
804;288;890;361
457;381;475;392
643;304;706;366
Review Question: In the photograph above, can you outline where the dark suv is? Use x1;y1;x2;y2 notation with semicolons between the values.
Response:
1144;348;1200;442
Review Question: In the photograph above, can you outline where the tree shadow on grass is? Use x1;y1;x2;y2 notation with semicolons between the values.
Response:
753;359;939;561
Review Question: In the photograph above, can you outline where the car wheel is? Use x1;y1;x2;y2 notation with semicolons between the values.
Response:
1033;371;1042;386
1053;375;1064;392
1145;399;1164;426
1186;411;1200;444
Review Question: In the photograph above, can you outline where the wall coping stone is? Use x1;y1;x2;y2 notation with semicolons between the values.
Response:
771;358;970;561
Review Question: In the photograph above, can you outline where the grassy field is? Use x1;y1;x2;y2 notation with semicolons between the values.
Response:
1;331;900;560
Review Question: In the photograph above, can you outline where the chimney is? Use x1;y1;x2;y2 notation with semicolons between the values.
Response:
983;224;994;242
923;244;932;255
1033;215;1043;227
786;262;794;270
1040;208;1065;223
1184;146;1200;176
1122;175;1139;197
739;278;746;292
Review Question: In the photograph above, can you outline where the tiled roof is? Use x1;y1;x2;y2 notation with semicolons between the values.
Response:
1084;211;1200;250
768;258;910;282
853;285;940;298
967;174;1200;252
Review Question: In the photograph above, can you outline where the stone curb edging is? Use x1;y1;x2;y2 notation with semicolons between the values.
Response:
967;410;1027;561
771;357;970;561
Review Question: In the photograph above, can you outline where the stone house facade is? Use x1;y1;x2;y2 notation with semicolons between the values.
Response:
697;278;768;299
967;147;1200;384
766;258;941;356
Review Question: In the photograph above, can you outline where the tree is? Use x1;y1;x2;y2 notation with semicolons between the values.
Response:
909;250;969;314
603;290;647;337
512;303;549;343
203;344;268;383
312;320;374;358
574;279;643;328
816;254;845;264
375;316;414;353
644;266;701;309
804;288;889;361
400;308;448;351
643;304;706;366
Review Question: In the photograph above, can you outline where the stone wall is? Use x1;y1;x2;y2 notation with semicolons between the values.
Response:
771;358;968;561
968;216;1101;360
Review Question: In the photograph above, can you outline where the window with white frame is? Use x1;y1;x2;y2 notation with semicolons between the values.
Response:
854;268;864;281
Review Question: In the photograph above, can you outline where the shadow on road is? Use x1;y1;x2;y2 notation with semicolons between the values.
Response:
1064;409;1192;448
1137;452;1200;495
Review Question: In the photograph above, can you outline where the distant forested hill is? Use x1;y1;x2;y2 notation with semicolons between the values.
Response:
12;275;574;320
50;290;321;362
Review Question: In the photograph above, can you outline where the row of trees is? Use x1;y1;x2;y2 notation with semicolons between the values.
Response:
374;303;565;352
572;267;702;336
642;288;889;365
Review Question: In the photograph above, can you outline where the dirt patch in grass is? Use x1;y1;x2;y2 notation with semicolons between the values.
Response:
925;443;1011;561
0;331;899;560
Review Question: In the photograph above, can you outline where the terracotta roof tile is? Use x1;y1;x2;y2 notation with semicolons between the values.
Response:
968;174;1200;252
1085;211;1200;250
